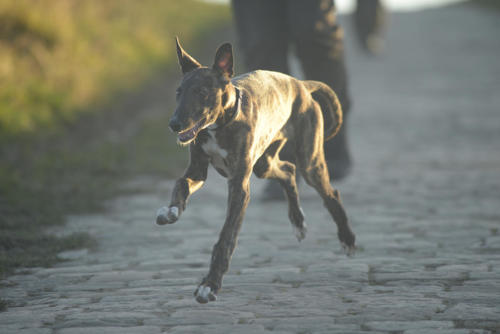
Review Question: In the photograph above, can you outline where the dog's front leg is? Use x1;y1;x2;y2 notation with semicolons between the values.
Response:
156;144;209;225
194;173;251;303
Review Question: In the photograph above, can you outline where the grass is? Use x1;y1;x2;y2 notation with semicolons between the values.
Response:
0;104;187;277
0;0;230;137
0;0;231;291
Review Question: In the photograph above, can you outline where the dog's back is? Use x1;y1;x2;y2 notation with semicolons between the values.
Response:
231;70;302;156
233;70;343;145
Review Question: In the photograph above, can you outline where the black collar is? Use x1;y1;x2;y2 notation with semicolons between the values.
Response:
211;87;241;130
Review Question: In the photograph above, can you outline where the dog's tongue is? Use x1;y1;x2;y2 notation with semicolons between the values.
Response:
178;119;204;143
178;127;196;142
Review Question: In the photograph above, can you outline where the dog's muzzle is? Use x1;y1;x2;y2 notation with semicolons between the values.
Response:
177;117;206;144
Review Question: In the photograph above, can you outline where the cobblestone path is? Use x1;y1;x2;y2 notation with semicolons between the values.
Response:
1;5;499;334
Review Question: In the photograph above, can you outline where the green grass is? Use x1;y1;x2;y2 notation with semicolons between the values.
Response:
0;0;231;289
0;0;230;136
0;109;186;277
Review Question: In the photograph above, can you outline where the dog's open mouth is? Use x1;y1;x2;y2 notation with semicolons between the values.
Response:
178;117;206;144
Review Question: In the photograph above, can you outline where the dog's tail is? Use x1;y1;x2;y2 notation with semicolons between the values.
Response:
304;80;343;141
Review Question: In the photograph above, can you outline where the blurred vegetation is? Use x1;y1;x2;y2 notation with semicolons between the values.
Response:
0;0;229;136
0;0;231;283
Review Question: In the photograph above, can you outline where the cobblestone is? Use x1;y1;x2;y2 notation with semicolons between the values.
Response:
57;327;162;334
1;5;499;334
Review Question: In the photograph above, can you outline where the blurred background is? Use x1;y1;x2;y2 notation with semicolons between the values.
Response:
0;0;232;280
0;0;498;288
207;0;468;12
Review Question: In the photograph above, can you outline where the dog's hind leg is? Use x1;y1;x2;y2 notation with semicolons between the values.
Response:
253;140;307;241
296;105;356;254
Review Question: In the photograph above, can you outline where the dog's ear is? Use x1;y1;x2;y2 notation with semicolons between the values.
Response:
176;37;201;74
213;43;233;77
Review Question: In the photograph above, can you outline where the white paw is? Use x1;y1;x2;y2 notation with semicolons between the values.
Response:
293;223;308;242
155;206;179;225
341;241;356;257
194;285;217;304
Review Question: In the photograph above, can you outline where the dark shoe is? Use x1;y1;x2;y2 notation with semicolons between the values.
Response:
354;0;386;56
324;120;352;181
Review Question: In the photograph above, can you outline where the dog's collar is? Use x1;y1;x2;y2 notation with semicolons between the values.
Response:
210;87;241;130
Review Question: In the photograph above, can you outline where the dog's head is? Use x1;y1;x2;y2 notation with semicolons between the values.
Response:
169;37;234;145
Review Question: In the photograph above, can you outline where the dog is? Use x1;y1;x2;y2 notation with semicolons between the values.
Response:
156;38;356;303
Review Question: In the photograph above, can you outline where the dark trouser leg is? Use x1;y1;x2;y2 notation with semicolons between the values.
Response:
354;0;386;55
231;0;290;73
288;0;352;180
232;0;293;199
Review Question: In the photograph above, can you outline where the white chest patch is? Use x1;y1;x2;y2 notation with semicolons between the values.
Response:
202;130;230;175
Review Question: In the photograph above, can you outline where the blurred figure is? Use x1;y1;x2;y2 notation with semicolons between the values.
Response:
354;0;386;55
231;0;384;199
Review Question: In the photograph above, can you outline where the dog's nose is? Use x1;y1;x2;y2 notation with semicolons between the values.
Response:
169;118;181;132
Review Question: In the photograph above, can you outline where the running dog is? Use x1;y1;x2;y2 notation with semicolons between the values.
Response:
156;38;356;303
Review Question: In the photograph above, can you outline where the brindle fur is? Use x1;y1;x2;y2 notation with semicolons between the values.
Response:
156;38;356;303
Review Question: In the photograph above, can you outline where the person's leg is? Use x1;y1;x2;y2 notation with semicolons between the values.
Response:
232;0;294;200
354;0;386;55
231;0;290;73
288;0;352;180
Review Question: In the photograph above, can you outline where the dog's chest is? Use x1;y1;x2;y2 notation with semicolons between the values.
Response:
201;130;230;177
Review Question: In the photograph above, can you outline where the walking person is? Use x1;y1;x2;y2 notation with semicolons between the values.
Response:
231;0;384;199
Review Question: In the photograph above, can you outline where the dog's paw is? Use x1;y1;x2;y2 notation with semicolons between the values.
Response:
194;284;217;304
290;207;306;242
341;241;356;257
293;223;308;242
338;227;355;256
156;206;179;225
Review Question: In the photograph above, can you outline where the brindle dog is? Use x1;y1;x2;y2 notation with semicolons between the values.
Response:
156;38;356;303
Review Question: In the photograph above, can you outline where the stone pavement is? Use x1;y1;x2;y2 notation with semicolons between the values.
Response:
1;4;499;334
